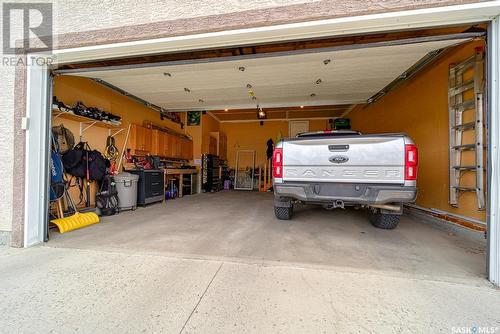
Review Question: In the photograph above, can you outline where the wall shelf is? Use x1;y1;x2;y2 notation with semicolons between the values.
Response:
52;109;123;140
52;109;122;128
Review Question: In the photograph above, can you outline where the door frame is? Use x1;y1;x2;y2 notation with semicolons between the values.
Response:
234;150;255;191
487;16;500;287
23;6;500;286
289;120;310;138
24;63;52;247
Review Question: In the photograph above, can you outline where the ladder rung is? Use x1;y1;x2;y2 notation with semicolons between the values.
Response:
452;144;476;150
452;121;476;131
452;186;478;192
451;56;476;72
452;165;476;171
451;100;475;113
449;80;474;96
453;57;475;74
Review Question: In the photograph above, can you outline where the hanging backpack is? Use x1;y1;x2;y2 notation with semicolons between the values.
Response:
51;124;75;155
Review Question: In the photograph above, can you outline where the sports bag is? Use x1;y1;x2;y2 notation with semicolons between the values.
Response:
62;142;108;181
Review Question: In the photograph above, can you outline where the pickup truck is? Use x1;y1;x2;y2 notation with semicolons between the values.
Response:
272;130;418;229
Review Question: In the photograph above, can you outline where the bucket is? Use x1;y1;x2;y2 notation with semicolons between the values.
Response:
114;172;139;211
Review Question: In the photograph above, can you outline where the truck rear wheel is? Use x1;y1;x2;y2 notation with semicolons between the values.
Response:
369;211;400;229
275;205;293;220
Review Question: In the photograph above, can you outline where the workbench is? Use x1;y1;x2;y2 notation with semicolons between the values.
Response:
164;168;198;198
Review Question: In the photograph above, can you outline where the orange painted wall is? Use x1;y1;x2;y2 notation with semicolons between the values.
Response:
185;113;221;165
221;119;328;168
53;75;185;152
185;124;202;162
201;114;221;154
52;75;186;204
349;40;486;221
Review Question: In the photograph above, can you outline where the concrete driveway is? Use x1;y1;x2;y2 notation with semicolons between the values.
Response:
1;192;499;333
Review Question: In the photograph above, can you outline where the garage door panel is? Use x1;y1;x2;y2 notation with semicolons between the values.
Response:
75;38;470;110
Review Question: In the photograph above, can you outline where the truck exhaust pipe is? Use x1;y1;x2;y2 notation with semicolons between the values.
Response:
369;204;402;212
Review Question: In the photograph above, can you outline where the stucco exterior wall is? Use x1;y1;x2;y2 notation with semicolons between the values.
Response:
0;0;490;245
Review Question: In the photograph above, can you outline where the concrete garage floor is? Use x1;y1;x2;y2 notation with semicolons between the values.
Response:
1;191;499;333
49;191;486;280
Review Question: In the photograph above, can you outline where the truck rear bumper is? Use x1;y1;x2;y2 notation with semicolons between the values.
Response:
274;182;417;205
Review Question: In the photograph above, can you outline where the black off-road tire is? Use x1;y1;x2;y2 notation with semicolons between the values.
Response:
275;205;293;220
369;211;400;229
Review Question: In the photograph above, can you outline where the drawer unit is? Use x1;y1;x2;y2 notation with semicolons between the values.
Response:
129;169;164;205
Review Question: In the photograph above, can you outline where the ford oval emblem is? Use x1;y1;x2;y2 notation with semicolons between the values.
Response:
329;155;349;164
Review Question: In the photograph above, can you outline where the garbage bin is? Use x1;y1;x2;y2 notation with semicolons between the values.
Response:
114;172;139;211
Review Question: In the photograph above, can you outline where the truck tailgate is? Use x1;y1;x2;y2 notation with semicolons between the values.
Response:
282;135;405;184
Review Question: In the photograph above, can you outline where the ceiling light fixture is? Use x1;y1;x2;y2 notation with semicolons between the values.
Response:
224;108;229;111
257;105;267;119
300;106;304;108
315;78;322;84
323;59;331;65
239;66;245;72
184;88;191;93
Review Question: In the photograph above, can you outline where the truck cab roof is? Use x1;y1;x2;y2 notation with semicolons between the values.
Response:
296;130;361;138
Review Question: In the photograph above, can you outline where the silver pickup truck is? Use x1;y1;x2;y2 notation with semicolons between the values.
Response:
272;130;418;229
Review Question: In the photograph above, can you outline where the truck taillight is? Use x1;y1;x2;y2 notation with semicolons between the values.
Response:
405;144;418;181
273;148;283;178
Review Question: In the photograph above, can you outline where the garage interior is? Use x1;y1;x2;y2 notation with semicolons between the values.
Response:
47;25;489;279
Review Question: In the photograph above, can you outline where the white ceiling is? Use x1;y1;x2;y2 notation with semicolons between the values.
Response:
73;39;468;111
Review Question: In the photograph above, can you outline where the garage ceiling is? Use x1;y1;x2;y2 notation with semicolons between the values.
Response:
73;38;469;111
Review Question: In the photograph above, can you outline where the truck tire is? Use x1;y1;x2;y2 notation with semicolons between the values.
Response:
369;211;400;229
275;205;293;220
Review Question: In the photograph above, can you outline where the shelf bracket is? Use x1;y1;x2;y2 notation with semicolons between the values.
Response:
79;121;98;140
52;112;63;121
108;127;125;138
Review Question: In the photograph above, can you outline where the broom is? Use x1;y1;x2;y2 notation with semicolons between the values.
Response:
50;136;99;234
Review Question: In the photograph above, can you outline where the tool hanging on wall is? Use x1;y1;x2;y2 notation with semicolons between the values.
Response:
86;149;91;207
104;135;119;174
104;135;119;160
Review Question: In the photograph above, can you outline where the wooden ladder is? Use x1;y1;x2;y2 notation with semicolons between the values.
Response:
258;159;273;192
